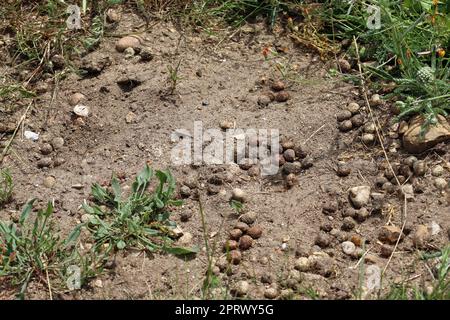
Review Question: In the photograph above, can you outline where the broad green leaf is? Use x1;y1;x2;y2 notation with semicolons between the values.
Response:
19;199;36;224
111;175;121;203
116;240;126;250
64;224;83;247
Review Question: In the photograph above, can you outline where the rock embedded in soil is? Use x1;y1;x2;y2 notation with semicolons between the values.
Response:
248;165;261;177
247;225;263;239
338;120;353;132
341;241;356;255
403;115;450;153
342;207;357;218
231;188;246;203
404;156;418;168
412;225;430;248
378;225;404;245
115;36;141;52
240;211;257;225
348;186;371;209
239;235;253;250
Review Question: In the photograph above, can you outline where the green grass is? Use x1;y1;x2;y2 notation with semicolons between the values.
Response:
0;169;13;206
385;245;450;300
0;199;84;299
319;0;450;125
81;165;198;256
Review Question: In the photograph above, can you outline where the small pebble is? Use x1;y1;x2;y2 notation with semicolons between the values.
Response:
380;244;393;258
271;81;285;91
346;102;360;114
338;120;353;132
283;149;295;162
434;178;447;190
43;176;56;188
40;143;53;155
342;217;356;231
294;257;310;272
264;287;279;299
337;162;351;177
229;229;243;240
413;161;427;177
240;211;257;225
239;235;253;250
336;110;352;122
341;241;356;255
231;188;247;202
233;281;249;297
362;133;375;145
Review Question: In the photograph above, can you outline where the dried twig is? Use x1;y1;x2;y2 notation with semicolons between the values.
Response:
0;101;33;164
352;37;407;277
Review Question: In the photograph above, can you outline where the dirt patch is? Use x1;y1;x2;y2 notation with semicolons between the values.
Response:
1;13;449;300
